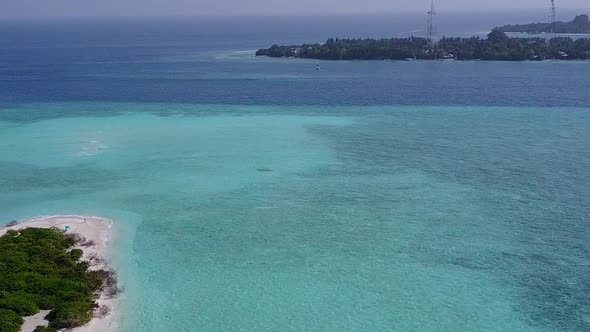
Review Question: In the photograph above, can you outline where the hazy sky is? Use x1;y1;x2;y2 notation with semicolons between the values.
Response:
1;0;588;18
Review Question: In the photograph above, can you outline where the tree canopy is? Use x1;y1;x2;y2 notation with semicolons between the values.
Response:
256;31;590;61
0;227;117;332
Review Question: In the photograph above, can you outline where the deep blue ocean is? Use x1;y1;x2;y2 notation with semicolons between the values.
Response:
0;13;589;331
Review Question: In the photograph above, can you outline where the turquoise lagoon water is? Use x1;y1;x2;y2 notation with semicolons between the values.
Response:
1;18;590;331
1;103;588;331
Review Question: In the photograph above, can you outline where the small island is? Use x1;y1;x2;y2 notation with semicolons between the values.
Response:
496;14;590;34
256;30;590;61
0;216;118;332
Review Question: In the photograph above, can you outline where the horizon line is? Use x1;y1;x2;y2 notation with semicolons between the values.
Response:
0;8;588;21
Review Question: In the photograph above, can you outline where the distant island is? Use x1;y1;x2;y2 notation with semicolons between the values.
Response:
256;28;590;62
496;14;590;34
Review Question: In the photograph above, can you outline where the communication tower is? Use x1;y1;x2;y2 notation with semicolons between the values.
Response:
550;0;557;36
426;0;438;50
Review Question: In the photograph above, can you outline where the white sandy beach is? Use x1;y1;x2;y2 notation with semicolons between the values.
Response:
0;215;119;332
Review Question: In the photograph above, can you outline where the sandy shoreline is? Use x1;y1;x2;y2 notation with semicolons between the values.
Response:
0;215;119;332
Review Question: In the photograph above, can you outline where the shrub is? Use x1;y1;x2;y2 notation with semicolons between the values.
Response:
69;249;83;261
0;228;119;330
63;234;78;248
35;296;57;310
46;302;94;329
33;326;57;332
87;269;120;297
0;309;23;332
0;293;39;316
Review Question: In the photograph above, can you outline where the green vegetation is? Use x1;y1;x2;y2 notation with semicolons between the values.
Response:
0;309;23;332
496;14;590;34
256;31;590;61
0;228;118;332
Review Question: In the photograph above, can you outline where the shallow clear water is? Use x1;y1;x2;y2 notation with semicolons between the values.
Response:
0;17;589;331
